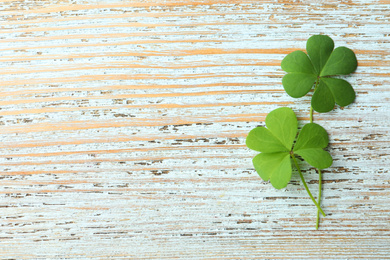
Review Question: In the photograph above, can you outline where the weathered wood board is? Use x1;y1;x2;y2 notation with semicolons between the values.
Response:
0;0;389;258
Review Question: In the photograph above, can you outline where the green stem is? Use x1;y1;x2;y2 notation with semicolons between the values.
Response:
310;106;313;123
311;77;324;229
291;154;325;217
310;77;320;124
316;169;322;229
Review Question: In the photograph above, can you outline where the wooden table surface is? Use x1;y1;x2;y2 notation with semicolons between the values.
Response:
1;0;389;259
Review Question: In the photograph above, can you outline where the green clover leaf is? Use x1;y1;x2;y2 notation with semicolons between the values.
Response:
246;107;332;189
281;35;357;113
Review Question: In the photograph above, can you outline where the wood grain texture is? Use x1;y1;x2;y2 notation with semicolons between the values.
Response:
0;0;389;258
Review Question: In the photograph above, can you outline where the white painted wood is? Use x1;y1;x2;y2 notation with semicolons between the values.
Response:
0;0;389;258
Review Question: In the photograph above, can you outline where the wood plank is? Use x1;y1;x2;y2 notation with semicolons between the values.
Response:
0;0;389;258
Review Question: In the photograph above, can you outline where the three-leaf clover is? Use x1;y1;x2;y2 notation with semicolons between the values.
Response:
246;107;332;189
281;35;357;113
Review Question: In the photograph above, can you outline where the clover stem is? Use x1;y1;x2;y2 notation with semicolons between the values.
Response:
311;77;324;228
310;106;314;123
291;154;325;217
310;77;320;124
316;169;323;229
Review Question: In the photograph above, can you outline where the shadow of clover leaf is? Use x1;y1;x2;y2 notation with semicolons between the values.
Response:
281;35;357;113
246;107;332;189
